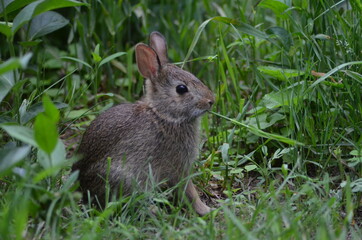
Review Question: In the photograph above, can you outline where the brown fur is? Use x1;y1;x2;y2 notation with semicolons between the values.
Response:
72;32;214;216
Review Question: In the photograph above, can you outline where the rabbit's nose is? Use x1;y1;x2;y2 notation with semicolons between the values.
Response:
208;100;214;107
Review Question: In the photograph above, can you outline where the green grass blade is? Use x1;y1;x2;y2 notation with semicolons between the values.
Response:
98;52;127;68
61;56;92;69
211;111;304;146
309;61;362;88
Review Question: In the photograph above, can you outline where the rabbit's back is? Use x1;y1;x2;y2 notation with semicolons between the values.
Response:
74;102;200;201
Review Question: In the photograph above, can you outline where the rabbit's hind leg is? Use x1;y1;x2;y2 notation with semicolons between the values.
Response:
185;181;211;216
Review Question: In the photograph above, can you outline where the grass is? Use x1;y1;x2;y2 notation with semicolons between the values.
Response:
1;0;362;239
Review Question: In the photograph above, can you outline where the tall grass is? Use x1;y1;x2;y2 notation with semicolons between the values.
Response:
0;0;361;239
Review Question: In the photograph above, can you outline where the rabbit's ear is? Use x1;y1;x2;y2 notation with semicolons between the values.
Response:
135;43;161;79
149;32;168;65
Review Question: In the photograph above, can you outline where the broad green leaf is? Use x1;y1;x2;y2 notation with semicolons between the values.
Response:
230;168;243;174
257;66;305;81
27;11;69;40
221;143;230;163
37;139;65;171
0;73;14;103
12;1;45;34
262;92;285;109
0;54;31;103
0;58;22;75
43;57;62;69
0;0;37;17
33;95;60;154
211;111;303;146
12;0;86;34
246;112;285;129
19;52;33;68
66;108;89;119
20;101;67;124
0;21;12;37
272;148;293;160
261;85;304;109
0;0;13;14
258;0;289;18
42;95;60;122
92;44;102;63
350;150;362;156
0;124;38;147
0;145;31;174
99;52;127;68
244;165;258;172
0;53;32;75
34;113;58;154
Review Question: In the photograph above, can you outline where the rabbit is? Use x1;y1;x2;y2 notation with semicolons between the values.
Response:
72;32;215;216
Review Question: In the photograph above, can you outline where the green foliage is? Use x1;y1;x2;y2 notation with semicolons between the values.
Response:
257;66;305;81
258;0;290;18
0;0;361;239
27;11;69;40
11;0;86;35
0;54;30;75
0;145;30;175
34;95;60;154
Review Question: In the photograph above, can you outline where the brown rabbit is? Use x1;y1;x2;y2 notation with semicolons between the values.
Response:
72;32;214;216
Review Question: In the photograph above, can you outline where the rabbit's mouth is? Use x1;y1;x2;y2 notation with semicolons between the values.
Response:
192;108;209;118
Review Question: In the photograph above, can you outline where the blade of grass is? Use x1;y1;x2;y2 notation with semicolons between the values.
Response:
210;111;304;146
309;61;362;88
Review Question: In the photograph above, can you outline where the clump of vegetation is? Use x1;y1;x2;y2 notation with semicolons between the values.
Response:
0;0;361;239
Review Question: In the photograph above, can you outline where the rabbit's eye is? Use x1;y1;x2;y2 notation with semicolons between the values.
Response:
176;84;188;94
